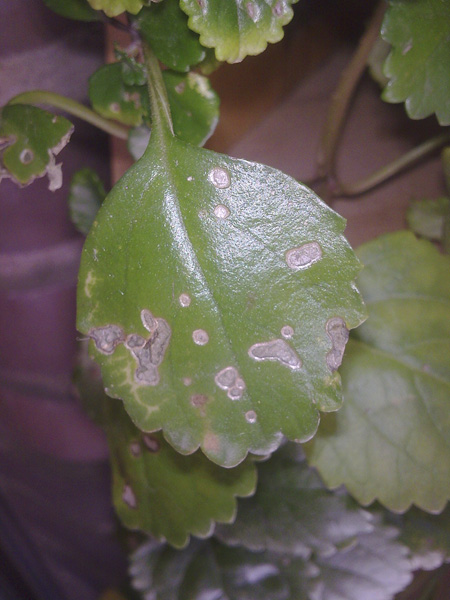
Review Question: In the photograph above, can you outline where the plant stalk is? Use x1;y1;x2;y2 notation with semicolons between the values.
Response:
142;42;174;141
316;0;387;178
333;130;450;197
8;91;129;140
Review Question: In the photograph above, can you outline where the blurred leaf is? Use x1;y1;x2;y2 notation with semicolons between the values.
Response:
89;62;150;126
0;104;73;191
87;0;143;17
406;197;450;242
179;0;298;63
114;49;147;86
129;526;412;600
381;0;450;125
216;444;374;558
136;0;206;72
42;0;99;21
128;125;151;161
367;35;390;89
306;232;450;512
68;168;106;235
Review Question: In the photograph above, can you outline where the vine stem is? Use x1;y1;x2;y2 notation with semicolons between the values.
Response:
8;91;129;140
333;130;450;197
316;0;387;178
142;42;174;141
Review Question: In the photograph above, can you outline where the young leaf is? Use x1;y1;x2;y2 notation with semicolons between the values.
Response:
42;0;100;21
135;0;206;72
406;197;450;242
179;0;298;64
0;104;73;191
381;0;450;125
86;0;143;17
68;167;107;235
103;400;257;548
305;231;450;513
129;527;412;600
216;444;374;558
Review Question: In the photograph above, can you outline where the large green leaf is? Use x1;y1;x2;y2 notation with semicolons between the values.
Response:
305;232;450;512
129;527;412;600
216;444;373;558
179;0;298;64
68;167;107;235
135;0;206;72
0;104;73;190
381;0;450;125
77;54;365;467
86;0;143;17
43;0;99;21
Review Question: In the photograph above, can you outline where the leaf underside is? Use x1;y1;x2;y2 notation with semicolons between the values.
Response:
381;0;450;125
306;231;450;513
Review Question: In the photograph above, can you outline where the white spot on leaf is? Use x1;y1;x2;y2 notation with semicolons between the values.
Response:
248;339;301;370
122;484;137;509
89;324;125;354
209;167;231;189
281;325;294;339
193;329;209;345
325;317;349;371
245;410;257;424
285;241;322;270
215;366;246;400
214;204;231;219
179;293;191;307
19;149;34;164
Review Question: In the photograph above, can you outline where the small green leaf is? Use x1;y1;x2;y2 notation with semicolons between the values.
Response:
406;197;450;242
381;0;450;125
305;231;450;512
136;0;206;72
164;71;219;146
180;0;298;64
103;399;257;548
42;0;100;21
0;104;73;191
68;168;107;235
86;0;143;17
89;62;150;126
216;444;373;558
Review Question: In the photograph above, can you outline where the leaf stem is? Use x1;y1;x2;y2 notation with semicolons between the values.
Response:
142;42;174;140
7;91;129;140
316;0;387;178
333;130;450;197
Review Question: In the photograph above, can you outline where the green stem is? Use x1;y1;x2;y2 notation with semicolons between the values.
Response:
316;0;387;178
8;91;129;140
142;42;174;140
333;130;450;197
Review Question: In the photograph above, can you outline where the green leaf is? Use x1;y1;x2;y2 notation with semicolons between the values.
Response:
129;527;412;600
103;399;257;548
381;0;450;125
42;0;100;21
0;104;73;191
305;231;450;512
367;36;390;89
179;0;298;64
164;71;219;147
68;168;106;235
216;444;373;558
135;0;206;72
406;197;450;242
86;0;143;17
89;62;150;127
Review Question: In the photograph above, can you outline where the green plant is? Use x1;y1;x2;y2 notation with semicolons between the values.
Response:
1;0;449;598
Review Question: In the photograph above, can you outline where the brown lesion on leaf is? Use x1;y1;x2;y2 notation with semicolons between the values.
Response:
325;317;349;371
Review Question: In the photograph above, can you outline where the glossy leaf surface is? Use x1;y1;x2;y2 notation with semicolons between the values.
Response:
69;168;106;235
216;444;373;558
306;232;450;512
180;0;298;63
130;527;412;600
381;0;450;125
0;104;73;190
43;0;99;21
136;0;206;72
87;0;143;17
406;197;450;242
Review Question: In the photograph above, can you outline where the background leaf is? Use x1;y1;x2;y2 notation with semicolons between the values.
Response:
406;197;450;242
77;127;365;467
179;0;298;64
0;104;73;190
42;0;100;21
87;0;143;17
68;167;106;235
381;0;450;125
305;231;450;512
135;0;206;72
216;444;374;558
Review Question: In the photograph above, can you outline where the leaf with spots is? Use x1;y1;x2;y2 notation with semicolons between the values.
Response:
68;167;107;235
381;0;450;125
215;444;374;558
77;49;366;468
86;0;143;17
179;0;298;64
129;525;412;600
0;104;73;191
305;232;450;513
